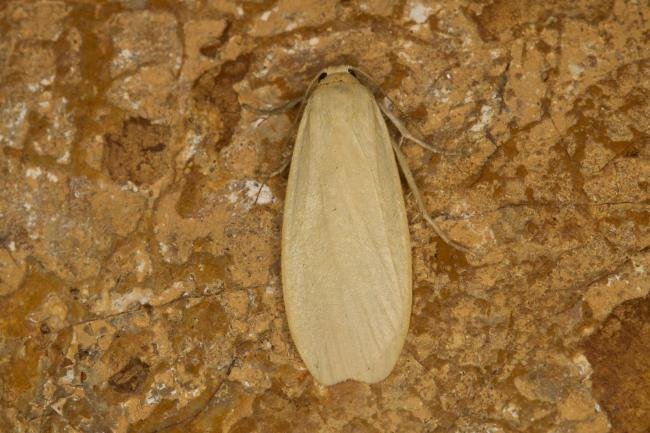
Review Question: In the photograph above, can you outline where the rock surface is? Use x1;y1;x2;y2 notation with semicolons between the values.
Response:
0;1;648;432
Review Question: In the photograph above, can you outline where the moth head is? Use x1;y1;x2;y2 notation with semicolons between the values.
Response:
315;65;360;85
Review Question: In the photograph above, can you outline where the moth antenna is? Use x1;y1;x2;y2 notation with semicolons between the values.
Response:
269;154;293;177
242;96;304;115
391;137;472;255
380;99;462;156
351;66;463;156
243;78;315;179
346;66;381;92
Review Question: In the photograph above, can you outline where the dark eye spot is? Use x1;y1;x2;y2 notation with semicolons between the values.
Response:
318;72;327;82
348;68;357;78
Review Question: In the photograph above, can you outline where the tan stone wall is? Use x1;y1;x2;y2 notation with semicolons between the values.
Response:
0;1;648;432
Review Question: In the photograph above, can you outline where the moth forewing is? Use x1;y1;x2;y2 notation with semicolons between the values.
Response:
281;66;412;385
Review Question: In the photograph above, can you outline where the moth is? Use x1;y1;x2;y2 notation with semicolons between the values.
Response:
255;65;466;385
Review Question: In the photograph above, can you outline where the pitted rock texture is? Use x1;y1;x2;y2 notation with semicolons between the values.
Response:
0;1;648;432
